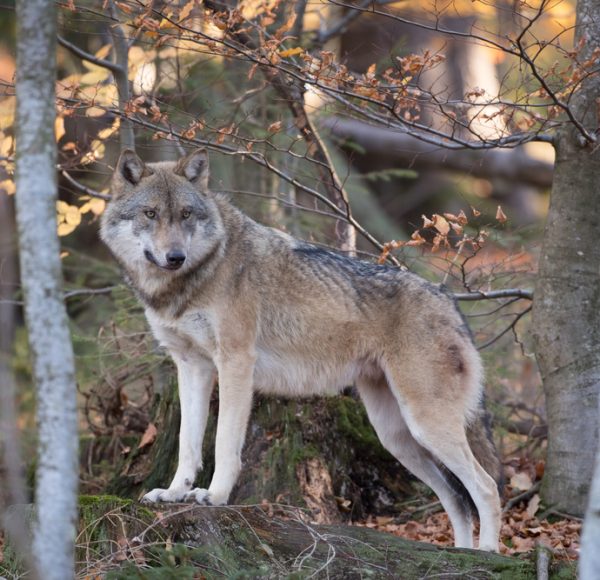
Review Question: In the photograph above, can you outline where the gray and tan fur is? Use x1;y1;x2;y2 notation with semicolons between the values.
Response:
100;149;502;551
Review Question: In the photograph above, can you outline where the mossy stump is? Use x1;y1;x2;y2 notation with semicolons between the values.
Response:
108;386;413;522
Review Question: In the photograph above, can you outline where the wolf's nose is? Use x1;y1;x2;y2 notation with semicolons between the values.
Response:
166;250;186;268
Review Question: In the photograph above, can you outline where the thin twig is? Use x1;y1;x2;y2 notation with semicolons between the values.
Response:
503;481;541;512
478;305;532;350
455;289;533;301
57;34;123;74
61;170;112;200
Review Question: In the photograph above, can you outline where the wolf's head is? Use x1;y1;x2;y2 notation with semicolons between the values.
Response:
100;148;225;280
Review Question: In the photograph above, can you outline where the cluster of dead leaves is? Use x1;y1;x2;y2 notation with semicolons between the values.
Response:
377;205;507;264
357;505;580;559
355;466;581;561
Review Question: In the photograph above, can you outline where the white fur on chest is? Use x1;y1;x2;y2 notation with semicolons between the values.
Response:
146;308;217;362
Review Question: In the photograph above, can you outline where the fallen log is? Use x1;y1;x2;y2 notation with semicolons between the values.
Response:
2;496;576;578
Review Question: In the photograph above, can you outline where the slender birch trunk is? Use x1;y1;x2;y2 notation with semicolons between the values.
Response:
532;0;600;515
15;1;78;577
580;394;600;578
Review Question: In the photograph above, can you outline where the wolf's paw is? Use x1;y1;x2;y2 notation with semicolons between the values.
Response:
183;487;223;506
141;488;187;504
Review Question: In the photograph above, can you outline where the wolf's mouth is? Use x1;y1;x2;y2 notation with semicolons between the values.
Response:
144;249;183;271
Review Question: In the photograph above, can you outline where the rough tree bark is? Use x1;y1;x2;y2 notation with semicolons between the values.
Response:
532;0;600;515
581;398;600;579
15;0;79;577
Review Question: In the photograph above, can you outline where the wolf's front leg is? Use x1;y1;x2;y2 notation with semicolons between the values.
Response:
184;353;255;506
142;356;215;503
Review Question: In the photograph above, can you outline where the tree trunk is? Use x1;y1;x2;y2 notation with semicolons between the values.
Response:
15;0;79;577
532;0;600;515
581;398;600;579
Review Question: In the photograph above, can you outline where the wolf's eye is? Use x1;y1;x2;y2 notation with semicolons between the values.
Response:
144;210;156;219
182;210;191;220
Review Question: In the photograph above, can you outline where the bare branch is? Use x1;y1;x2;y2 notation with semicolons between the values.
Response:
61;170;111;200
478;305;532;350
454;289;533;301
63;286;117;299
57;34;123;74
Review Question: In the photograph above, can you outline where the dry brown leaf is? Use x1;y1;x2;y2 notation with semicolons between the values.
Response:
432;214;450;235
496;205;508;223
138;423;158;449
510;472;533;491
276;14;297;38
526;494;541;519
178;0;195;22
268;121;283;133
450;222;463;236
421;214;434;228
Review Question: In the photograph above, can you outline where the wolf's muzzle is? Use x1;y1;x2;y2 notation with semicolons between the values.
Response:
144;249;185;271
166;250;186;269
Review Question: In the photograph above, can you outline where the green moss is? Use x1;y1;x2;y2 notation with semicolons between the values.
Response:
79;494;133;508
328;395;391;461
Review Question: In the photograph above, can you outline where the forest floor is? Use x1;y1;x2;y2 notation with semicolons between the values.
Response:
356;496;581;560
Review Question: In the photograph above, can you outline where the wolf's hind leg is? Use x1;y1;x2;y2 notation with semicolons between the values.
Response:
142;356;215;504
382;363;501;551
357;377;474;549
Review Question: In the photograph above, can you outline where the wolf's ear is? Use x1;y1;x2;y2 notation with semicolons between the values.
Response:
115;149;150;186
175;148;209;190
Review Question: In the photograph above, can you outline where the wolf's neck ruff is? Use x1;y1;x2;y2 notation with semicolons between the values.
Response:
124;233;226;316
99;148;502;552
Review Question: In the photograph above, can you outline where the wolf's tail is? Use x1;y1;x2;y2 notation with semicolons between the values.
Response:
465;401;503;491
436;398;502;519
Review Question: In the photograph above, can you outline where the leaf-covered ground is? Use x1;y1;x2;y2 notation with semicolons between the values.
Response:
355;467;581;563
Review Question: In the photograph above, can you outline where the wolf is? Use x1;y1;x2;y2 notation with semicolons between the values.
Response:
100;148;502;551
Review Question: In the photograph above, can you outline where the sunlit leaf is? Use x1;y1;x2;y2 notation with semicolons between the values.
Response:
89;198;106;215
0;132;14;156
57;222;77;237
80;67;111;85
94;44;112;60
0;178;15;195
55;116;65;142
279;47;304;58
65;206;82;226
